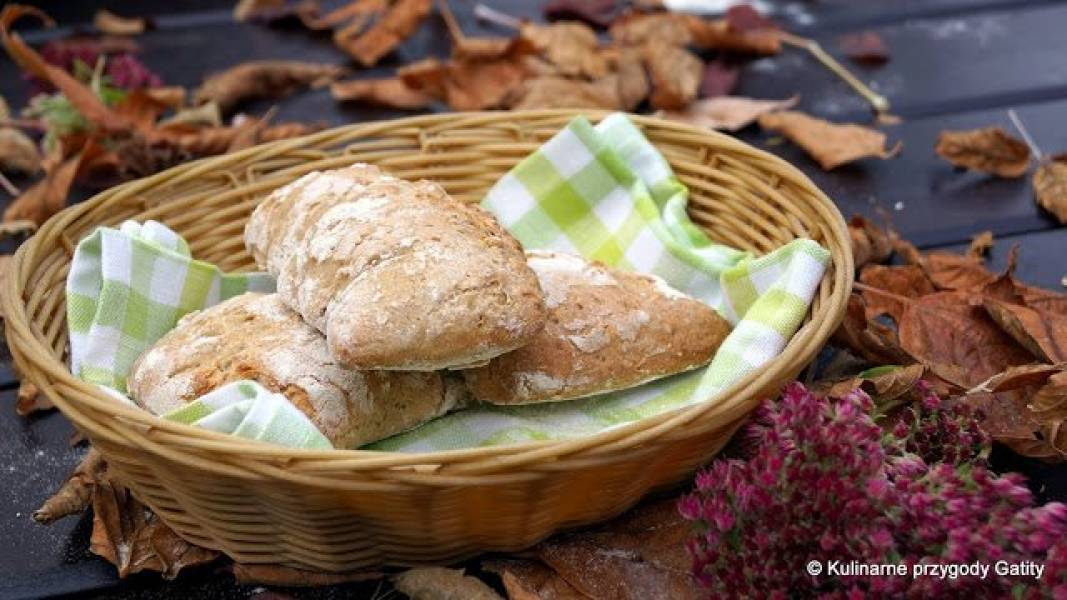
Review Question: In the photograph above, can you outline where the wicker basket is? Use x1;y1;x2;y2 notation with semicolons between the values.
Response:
2;110;852;571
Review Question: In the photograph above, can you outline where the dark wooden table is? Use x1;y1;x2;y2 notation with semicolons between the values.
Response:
2;1;1066;598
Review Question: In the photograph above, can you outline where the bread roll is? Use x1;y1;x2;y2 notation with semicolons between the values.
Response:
244;164;547;370
129;293;464;448
462;251;731;404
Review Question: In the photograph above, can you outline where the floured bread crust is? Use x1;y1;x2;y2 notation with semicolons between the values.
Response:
461;251;732;405
244;164;547;370
128;293;462;448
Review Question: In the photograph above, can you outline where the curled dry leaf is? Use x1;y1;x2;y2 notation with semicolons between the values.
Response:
839;31;890;65
543;0;617;30
400;56;527;111
983;297;1067;363
848;215;893;269
194;60;345;113
393;567;503;600
609;12;691;47
331;77;433;109
231;563;383;586
967;230;994;260
3;152;81;226
686;14;781;55
233;0;319;23
644;43;703;111
510;76;621;110
935;127;1031;178
1033;155;1067;224
0;127;41;174
90;477;220;578
759;111;901;170
602;45;648;111
337;0;431;67
833;294;913;365
93;9;150;36
536;498;701;600
664;95;798;133
143;86;187;110
160;102;222;128
483;559;585;600
821;363;931;410
520;21;609;80
33;448;105;524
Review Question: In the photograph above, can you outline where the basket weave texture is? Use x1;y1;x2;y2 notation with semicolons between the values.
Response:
2;110;852;571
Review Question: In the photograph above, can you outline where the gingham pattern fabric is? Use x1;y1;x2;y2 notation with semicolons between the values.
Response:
371;114;829;452
64;220;332;450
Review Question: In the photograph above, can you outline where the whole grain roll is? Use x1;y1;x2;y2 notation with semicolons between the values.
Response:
128;293;465;448
244;164;547;371
462;251;731;405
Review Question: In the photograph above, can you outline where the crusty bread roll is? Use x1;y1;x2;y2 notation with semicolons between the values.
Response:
461;251;731;405
244;164;547;371
128;293;465;448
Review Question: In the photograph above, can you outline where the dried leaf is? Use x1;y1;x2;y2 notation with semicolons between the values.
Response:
603;45;648;111
1;5;130;133
393;567;503;600
451;35;529;61
1031;370;1067;418
1033;155;1067;224
609;12;691;47
935;127;1031;178
336;0;431;67
644;43;703;110
231;563;383;586
832;293;913;365
113;90;170;134
543;0;617;30
90;478;220;578
520;21;609;80
0;219;36;238
331;77;433;109
0;127;41;174
848;215;893;269
400;56;527;111
143;86;187;110
483;560;585;600
699;59;739;98
822;363;929;407
967;230;994;260
759;111;901;170
686;15;780;55
15;379;52;415
93;9;149;36
234;0;320;23
971;363;1065;394
3;152;81;226
922;251;997;291
859;264;936;321
664;95;798;133
194;60;345;113
159;102;222;128
983;297;1067;363
536;498;700;600
509;76;621;110
839;31;890;65
33;448;104;524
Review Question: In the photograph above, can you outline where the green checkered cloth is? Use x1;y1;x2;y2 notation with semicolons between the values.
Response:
371;113;829;452
66;220;328;449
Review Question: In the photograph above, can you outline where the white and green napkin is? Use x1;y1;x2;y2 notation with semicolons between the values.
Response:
65;113;829;452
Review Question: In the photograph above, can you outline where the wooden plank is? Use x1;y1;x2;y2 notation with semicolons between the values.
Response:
765;0;1067;32
736;98;1067;247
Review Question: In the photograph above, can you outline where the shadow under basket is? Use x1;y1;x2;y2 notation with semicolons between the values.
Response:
2;110;853;571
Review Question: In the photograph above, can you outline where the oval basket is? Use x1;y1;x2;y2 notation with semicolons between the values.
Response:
2;110;852;571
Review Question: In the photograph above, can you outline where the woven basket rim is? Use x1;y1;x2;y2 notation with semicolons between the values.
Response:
2;110;853;477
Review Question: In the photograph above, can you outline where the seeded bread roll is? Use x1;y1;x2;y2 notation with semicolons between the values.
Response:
244;164;547;371
461;251;731;405
128;293;466;449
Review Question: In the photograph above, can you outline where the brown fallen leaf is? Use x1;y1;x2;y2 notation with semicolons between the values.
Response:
759;110;901;170
143;86;187;110
820;363;930;411
194;60;345;113
983;297;1067;363
509;76;621;110
832;293;914;365
93;9;149;36
231;563;383;586
935;127;1031;178
337;0;431;67
0;127;41;174
330;77;433;109
686;14;781;56
520;21;609;80
160;102;223;128
859;264;936;321
234;0;320;23
922;251;998;291
34;448;105;524
602;45;648;111
644;43;703;111
971;363;1066;394
1033;154;1067;224
839;31;890;66
483;559;585;600
967;230;994;260
609;12;691;47
393;567;503;600
1031;370;1067;420
847;215;893;269
3;152;81;226
91;477;220;579
536;498;701;600
664;95;798;133
400;56;528;111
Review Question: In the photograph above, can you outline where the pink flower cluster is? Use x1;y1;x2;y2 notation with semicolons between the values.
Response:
679;382;1067;598
35;40;162;91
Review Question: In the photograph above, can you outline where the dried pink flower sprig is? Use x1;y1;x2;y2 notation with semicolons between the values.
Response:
680;382;1067;598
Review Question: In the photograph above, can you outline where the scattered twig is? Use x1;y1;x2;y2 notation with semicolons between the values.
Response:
474;3;521;30
0;170;20;196
1007;108;1043;162
779;32;890;116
